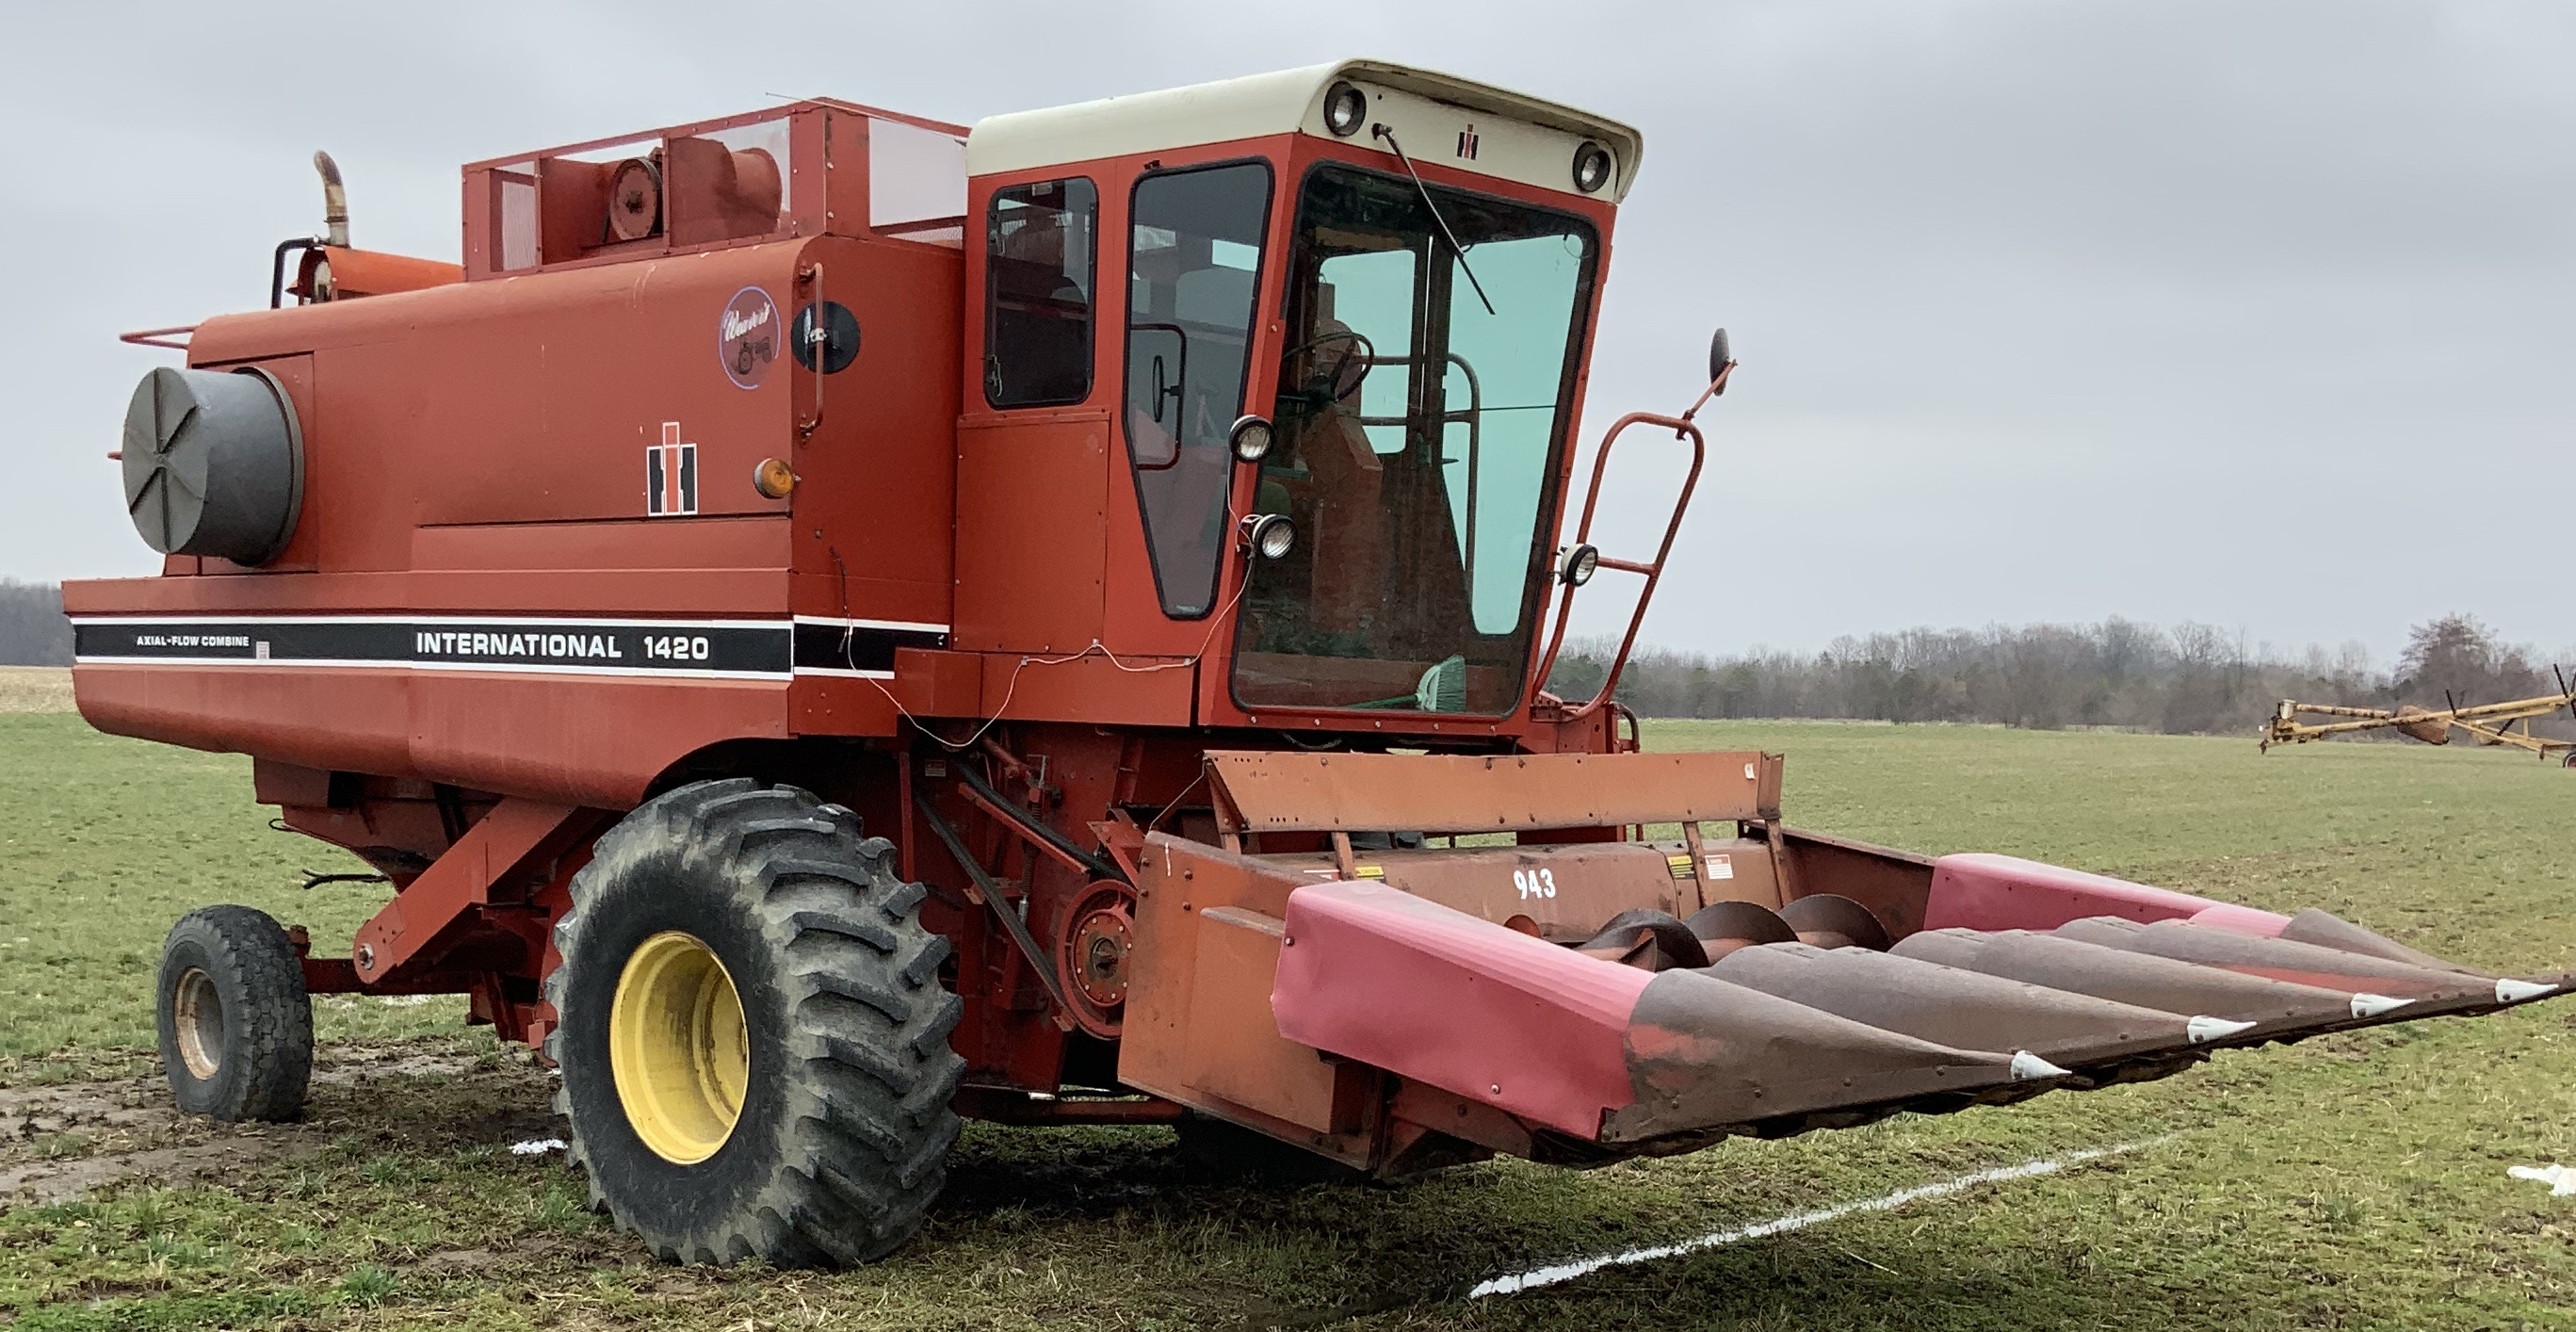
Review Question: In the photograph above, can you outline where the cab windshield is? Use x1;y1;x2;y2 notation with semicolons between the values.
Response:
1231;164;1598;715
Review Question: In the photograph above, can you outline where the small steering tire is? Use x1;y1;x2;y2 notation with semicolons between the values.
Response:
156;905;314;1122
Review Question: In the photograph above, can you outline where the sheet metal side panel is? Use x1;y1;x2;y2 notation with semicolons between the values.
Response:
951;413;1109;653
1120;834;1256;1098
1183;907;1350;1132
1207;750;1768;834
72;663;785;808
1244;841;1743;938
73;663;414;779
61;570;791;617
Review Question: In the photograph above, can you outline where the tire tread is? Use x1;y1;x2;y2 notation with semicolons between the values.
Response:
157;905;313;1123
544;779;962;1269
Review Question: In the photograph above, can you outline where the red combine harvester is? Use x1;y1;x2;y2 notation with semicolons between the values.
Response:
74;61;2567;1266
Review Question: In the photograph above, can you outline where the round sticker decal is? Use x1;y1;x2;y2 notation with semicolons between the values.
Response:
718;286;780;389
790;301;862;375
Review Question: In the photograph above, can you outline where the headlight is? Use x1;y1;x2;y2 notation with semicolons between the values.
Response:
1241;513;1298;560
1571;141;1613;195
1229;414;1275;463
1560;544;1600;586
1323;82;1368;138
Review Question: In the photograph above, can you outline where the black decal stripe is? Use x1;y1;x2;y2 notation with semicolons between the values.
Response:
70;618;963;681
72;618;794;677
416;622;787;674
65;612;968;674
792;621;950;675
73;620;410;663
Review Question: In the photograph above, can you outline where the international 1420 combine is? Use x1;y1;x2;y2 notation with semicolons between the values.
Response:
73;61;2568;1266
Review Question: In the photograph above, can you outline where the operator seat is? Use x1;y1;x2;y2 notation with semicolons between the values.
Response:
1280;317;1387;636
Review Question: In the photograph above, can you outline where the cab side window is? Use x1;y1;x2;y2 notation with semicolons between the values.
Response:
1121;161;1272;617
983;178;1098;408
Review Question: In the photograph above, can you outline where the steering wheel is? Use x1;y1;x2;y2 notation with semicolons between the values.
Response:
1277;329;1376;412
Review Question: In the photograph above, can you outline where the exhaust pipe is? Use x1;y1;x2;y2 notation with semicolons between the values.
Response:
314;151;348;248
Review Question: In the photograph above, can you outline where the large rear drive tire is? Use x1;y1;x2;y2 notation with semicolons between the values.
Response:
546;779;965;1266
155;905;314;1122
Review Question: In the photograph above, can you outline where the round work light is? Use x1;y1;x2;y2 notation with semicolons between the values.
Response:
1323;82;1368;138
1560;543;1601;586
1241;513;1298;560
1228;414;1275;463
1571;141;1613;194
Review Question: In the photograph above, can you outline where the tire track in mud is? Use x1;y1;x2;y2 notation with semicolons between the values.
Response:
1;1043;551;1204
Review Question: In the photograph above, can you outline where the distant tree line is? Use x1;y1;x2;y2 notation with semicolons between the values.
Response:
0;580;71;666
1547;614;2571;738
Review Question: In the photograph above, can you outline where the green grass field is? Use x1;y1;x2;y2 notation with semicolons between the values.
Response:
4;703;2573;1330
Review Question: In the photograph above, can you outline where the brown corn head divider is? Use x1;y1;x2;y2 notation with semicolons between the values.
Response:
1116;751;2569;1172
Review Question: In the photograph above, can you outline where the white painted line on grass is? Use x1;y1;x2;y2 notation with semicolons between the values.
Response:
2508;1163;2575;1196
510;1138;568;1156
1469;1135;2175;1299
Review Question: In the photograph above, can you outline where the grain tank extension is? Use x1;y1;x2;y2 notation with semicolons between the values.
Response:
72;62;2568;1266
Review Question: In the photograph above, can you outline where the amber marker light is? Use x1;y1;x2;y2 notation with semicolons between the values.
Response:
753;458;797;499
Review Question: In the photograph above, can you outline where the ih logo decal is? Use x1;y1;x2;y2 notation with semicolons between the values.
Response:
647;422;697;516
1456;123;1480;160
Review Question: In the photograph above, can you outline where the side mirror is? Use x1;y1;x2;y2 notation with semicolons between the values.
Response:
1709;328;1732;383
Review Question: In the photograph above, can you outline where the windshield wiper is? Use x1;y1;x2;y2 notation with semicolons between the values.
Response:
1370;124;1497;317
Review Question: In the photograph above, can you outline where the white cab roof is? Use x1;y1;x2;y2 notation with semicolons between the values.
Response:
965;60;1644;203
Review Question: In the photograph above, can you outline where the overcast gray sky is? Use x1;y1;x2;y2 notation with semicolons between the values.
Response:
6;1;2568;665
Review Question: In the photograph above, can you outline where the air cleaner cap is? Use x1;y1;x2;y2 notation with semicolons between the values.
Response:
121;366;304;565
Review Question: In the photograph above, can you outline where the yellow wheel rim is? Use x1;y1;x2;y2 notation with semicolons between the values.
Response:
608;931;750;1165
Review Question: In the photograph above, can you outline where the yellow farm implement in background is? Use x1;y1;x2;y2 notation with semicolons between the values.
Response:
2261;674;2576;765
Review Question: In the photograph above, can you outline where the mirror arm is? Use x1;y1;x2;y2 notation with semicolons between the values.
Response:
1677;359;1736;425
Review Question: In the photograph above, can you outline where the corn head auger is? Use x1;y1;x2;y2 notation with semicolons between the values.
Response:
2263;679;2576;765
69;60;2570;1267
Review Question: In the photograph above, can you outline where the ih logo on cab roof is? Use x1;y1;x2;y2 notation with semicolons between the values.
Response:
647;421;697;517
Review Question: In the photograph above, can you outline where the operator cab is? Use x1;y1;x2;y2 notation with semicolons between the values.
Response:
962;61;1641;731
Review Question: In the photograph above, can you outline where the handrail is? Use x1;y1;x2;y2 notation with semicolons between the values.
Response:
119;325;198;351
1529;408;1709;720
798;262;826;437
